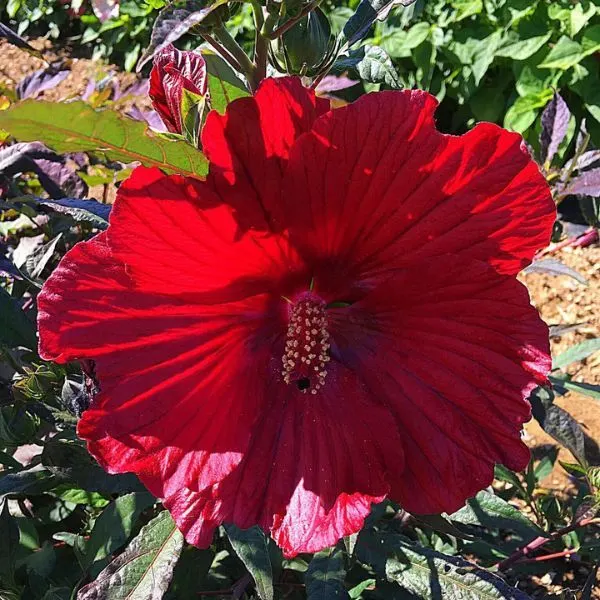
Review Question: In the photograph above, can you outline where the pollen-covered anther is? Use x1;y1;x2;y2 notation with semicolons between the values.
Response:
281;296;330;393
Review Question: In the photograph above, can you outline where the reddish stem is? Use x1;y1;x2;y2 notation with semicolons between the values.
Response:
497;517;599;571
519;549;577;563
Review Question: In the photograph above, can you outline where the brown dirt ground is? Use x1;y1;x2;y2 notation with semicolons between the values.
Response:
0;38;142;102
521;246;600;489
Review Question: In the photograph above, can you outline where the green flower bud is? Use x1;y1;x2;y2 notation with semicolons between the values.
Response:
271;8;338;77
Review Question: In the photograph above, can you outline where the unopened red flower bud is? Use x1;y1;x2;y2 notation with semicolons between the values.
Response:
149;44;208;134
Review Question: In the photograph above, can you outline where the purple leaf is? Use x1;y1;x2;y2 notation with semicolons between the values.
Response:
92;0;120;22
561;167;600;197
17;67;70;100
127;106;168;132
522;258;587;285
81;77;96;101
560;221;590;239
0;22;43;59
0;252;21;278
41;198;111;229
0;142;87;199
563;149;600;174
315;75;359;94
540;92;571;164
116;78;150;100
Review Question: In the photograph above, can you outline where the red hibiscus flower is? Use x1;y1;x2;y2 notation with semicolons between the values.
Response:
149;44;207;134
37;77;555;557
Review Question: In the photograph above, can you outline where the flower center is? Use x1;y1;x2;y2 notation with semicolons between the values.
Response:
281;294;331;394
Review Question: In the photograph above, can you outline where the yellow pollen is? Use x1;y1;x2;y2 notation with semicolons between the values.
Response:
280;296;330;393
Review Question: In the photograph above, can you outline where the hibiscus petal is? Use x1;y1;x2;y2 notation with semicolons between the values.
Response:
283;89;555;278
37;233;274;497
330;254;550;514
107;166;300;298
164;365;404;557
202;77;330;231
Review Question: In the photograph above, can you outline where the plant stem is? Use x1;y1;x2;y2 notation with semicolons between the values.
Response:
519;549;578;563
265;0;322;39
201;33;244;74
496;517;600;571
213;24;259;91
250;0;268;82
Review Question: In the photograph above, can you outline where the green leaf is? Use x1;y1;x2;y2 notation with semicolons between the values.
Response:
83;492;156;574
203;51;250;115
470;31;503;85
180;88;206;148
333;45;402;88
225;524;274;600
539;36;583;70
581;25;600;58
305;546;350;600
0;287;37;350
384;538;533;599
559;460;587;476
450;490;543;538
0;101;208;178
381;22;430;58
52;485;110;508
504;90;554;133
77;510;184;600
553;338;600;370
348;578;375;599
496;32;551;61
451;0;483;22
0;501;19;586
551;377;600;400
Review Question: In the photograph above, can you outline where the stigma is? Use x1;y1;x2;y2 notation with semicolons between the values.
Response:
281;294;330;394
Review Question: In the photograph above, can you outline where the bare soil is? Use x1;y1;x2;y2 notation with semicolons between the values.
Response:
521;246;600;488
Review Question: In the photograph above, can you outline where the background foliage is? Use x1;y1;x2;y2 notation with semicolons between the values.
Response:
1;0;600;599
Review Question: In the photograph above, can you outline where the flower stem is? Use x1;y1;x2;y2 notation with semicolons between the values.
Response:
201;33;244;74
265;0;322;39
213;24;259;91
250;0;268;83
